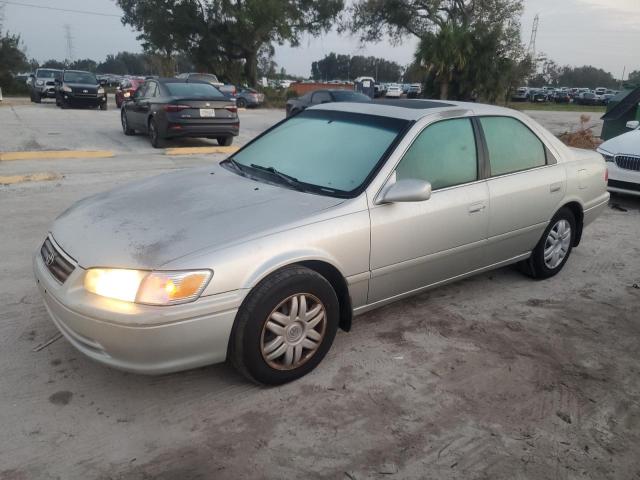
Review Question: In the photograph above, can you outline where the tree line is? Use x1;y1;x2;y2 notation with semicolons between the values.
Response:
311;53;403;83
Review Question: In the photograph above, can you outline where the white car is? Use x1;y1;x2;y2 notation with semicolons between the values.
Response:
598;120;640;196
385;84;403;98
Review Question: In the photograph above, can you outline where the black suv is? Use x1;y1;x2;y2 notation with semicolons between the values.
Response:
55;70;107;110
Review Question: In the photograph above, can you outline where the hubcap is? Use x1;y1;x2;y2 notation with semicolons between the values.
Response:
544;219;571;269
260;293;327;371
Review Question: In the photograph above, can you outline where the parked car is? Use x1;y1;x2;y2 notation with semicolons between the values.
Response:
511;87;529;102
385;84;403;98
407;83;422;98
597;120;640;196
552;90;571;104
115;78;144;108
27;68;62;103
529;89;548;103
176;72;224;88
218;84;237;99
34;101;608;384
55;70;107;110
594;87;607;96
120;78;238;148
235;87;265;108
574;91;599;106
285;89;371;117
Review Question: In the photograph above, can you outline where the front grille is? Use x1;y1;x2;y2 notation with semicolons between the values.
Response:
41;237;75;284
615;155;640;171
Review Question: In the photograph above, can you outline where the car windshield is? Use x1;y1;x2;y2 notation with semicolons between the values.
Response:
331;91;371;102
228;110;409;196
165;82;225;98
64;71;97;84
37;69;60;79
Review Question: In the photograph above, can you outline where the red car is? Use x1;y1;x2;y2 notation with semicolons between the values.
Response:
115;78;144;108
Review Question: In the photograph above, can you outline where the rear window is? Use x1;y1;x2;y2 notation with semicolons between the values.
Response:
165;82;225;98
64;71;97;84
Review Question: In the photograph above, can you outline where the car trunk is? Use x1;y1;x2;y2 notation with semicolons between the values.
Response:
165;97;237;125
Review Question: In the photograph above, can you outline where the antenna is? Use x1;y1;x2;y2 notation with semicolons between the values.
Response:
64;24;75;63
528;14;539;56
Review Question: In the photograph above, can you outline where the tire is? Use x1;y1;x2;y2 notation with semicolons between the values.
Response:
229;266;340;385
236;97;247;108
99;102;107;111
60;99;68;109
34;94;42;104
29;91;35;103
148;118;165;148
121;110;135;136
217;136;233;146
520;207;576;280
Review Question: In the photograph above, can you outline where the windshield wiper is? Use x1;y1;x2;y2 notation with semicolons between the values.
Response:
249;164;306;191
223;157;246;175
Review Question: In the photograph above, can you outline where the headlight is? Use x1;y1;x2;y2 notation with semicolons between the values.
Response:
36;80;44;86
62;85;72;93
98;87;105;94
123;91;131;98
597;148;614;162
84;269;212;305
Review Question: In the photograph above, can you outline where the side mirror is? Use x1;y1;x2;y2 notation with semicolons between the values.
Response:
626;120;639;130
378;178;432;204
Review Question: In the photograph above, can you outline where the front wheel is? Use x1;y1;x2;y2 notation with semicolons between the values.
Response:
99;102;107;111
229;266;340;385
521;207;576;279
217;136;233;146
121;110;134;135
236;98;247;108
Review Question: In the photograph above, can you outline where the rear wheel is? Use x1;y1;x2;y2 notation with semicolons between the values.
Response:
121;110;134;135
236;97;247;108
521;207;576;279
149;119;165;148
229;266;339;385
217;136;233;146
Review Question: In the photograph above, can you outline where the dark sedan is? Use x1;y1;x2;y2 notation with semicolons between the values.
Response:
285;89;371;117
121;78;239;148
575;92;599;106
55;70;107;110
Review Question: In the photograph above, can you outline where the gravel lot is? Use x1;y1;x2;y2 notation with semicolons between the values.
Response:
0;100;638;480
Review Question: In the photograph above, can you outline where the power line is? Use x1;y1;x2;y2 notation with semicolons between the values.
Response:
0;0;121;18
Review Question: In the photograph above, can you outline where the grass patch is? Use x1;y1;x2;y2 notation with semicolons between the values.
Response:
506;102;606;113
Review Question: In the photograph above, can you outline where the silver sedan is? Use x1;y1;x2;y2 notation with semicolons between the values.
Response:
34;100;609;384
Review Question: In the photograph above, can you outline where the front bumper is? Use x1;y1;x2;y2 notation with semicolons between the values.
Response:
61;93;107;106
607;161;640;196
33;244;243;374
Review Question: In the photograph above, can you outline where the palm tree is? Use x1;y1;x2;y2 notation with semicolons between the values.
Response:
415;23;473;100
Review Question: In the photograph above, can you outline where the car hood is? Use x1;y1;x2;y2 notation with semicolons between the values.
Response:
599;130;640;155
51;164;344;269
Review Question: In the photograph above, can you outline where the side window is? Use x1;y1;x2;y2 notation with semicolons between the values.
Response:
150;83;159;97
480;116;546;176
312;91;332;104
396;118;477;190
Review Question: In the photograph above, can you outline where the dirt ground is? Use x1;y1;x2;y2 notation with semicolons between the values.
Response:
0;102;638;480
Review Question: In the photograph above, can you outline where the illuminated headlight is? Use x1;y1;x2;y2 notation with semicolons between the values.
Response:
62;85;72;93
123;91;131;98
98;87;105;95
36;80;44;86
84;269;212;305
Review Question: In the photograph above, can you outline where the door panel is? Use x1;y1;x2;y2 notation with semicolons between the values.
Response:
485;165;565;263
369;181;489;302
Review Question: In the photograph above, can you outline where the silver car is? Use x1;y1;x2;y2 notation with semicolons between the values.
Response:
34;101;609;384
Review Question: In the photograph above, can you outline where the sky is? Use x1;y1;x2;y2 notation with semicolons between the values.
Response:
1;0;639;78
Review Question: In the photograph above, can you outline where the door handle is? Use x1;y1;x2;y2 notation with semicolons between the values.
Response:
550;182;562;193
468;202;486;213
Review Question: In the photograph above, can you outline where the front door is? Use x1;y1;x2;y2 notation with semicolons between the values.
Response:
368;117;489;303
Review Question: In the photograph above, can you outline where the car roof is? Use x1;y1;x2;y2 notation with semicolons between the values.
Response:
309;99;516;121
151;78;211;85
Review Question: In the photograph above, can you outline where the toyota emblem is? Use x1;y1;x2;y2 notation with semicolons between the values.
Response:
44;251;56;266
83;89;88;93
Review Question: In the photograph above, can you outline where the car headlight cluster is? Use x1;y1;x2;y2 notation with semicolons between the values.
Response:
84;268;212;306
36;80;44;86
98;87;105;95
597;148;614;162
62;85;72;93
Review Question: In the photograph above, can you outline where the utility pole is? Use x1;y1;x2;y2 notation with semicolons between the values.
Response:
64;24;75;64
528;14;539;57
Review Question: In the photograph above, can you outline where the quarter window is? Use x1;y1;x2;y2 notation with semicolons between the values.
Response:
480;116;546;176
396;118;478;190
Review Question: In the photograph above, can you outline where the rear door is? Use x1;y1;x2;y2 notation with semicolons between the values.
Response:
479;116;565;264
128;81;155;130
